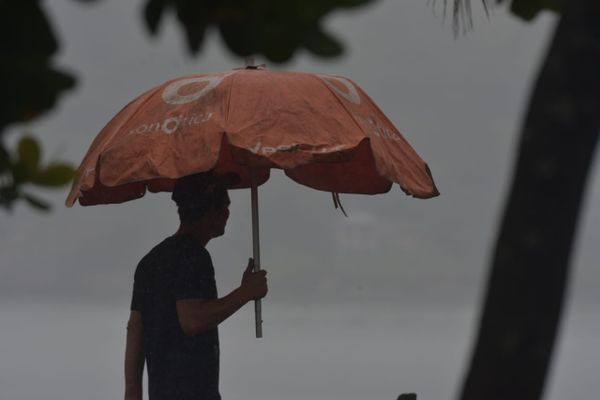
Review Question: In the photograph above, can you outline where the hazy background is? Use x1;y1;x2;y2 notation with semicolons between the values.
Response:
2;1;599;399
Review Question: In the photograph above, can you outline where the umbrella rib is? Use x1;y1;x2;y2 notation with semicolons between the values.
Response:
92;84;176;194
311;74;369;141
99;84;166;156
69;84;165;204
223;70;240;126
312;74;438;198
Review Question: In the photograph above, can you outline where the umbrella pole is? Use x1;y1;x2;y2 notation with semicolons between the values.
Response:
251;170;263;338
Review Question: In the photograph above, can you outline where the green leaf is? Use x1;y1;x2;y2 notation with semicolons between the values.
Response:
11;162;31;184
333;0;375;7
18;136;41;172
0;3;77;130
0;144;9;174
32;163;75;187
144;0;166;34
22;192;51;212
510;0;564;21
183;23;207;54
303;27;344;57
397;394;417;400
0;185;19;205
142;0;360;63
398;393;417;400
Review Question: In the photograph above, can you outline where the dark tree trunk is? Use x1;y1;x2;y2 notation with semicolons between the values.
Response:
459;1;600;399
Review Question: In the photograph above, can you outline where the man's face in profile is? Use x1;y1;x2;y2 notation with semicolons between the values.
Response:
208;190;230;238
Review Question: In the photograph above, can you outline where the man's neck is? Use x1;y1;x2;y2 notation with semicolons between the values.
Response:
175;224;212;247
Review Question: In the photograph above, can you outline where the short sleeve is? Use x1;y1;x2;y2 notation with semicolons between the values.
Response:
172;247;215;300
130;264;147;311
130;288;144;311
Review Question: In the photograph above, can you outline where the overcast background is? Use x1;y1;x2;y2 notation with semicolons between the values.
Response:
2;1;599;400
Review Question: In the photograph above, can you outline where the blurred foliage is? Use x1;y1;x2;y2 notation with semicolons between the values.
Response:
0;0;79;212
0;135;75;211
508;0;564;20
397;393;417;400
142;0;375;62
447;0;563;31
0;1;76;129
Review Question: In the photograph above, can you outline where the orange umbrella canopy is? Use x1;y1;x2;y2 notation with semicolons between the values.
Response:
66;66;438;207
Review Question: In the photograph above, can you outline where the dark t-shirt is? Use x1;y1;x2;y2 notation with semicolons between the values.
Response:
131;234;221;400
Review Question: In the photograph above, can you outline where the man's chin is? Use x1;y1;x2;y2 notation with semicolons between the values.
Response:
213;228;226;238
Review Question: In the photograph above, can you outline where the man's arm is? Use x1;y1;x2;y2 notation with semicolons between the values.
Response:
124;310;144;400
177;258;267;336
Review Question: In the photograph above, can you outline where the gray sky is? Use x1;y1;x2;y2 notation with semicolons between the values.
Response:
5;0;598;306
2;1;599;399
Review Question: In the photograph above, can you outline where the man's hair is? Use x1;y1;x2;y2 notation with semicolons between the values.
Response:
171;172;234;224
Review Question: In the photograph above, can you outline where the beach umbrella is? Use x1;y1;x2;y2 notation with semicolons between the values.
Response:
66;64;439;337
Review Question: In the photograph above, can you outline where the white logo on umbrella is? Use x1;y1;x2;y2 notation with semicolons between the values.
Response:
162;75;226;105
317;75;361;105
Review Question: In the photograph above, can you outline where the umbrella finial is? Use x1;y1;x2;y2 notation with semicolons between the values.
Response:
242;57;266;70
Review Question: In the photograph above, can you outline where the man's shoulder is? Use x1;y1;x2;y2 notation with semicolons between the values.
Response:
139;236;173;262
137;235;211;271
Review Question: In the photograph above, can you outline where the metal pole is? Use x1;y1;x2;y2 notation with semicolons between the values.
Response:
250;170;263;338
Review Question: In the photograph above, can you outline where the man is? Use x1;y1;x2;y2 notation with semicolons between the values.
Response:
124;172;268;400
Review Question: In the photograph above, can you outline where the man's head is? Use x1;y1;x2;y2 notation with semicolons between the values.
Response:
172;172;238;236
